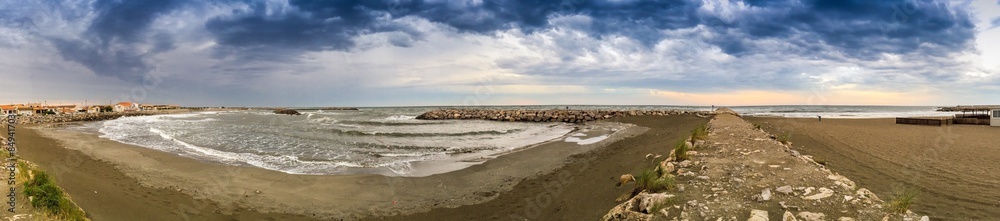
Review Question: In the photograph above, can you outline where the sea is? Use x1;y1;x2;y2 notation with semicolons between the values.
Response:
76;105;953;176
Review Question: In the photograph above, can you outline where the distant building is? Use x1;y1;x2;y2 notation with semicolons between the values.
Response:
80;106;102;113
0;105;14;115
992;109;999;127
114;102;140;112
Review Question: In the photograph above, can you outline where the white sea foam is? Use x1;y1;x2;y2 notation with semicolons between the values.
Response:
96;109;577;175
384;115;417;120
564;134;610;145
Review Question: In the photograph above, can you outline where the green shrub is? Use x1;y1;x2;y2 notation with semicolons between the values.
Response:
778;132;792;144
673;141;689;162
885;187;918;214
635;167;676;193
690;124;708;141
646;175;675;193
22;169;87;220
635;167;658;191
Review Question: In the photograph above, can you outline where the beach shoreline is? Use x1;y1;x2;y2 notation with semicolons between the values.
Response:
19;115;668;220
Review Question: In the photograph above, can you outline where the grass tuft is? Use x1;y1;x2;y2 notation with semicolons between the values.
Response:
690;124;708;141
885;187;918;214
673;141;690;162
21;163;88;221
777;132;792;144
635;167;676;193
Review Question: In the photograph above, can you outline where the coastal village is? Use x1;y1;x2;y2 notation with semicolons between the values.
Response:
0;102;183;125
0;102;180;116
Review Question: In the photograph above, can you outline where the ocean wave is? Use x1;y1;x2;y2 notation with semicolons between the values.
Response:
384;115;417;120
325;128;525;137
335;120;446;127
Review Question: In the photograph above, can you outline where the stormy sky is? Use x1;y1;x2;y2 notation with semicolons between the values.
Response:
1;0;999;107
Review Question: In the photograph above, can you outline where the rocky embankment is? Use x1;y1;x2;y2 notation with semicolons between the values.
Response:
1;111;182;125
603;108;927;221
416;109;715;123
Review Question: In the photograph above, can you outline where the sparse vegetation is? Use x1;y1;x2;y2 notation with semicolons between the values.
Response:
753;123;762;130
673;141;689;162
778;132;792;144
21;162;88;221
690;124;708;141
635;167;676;193
885;187;919;214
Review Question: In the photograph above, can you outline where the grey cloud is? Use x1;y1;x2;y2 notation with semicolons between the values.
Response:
50;0;188;83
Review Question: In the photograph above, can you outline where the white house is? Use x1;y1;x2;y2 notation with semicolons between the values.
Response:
992;109;1000;127
114;102;141;112
81;106;102;113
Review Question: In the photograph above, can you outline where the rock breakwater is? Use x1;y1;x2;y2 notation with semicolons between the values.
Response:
416;109;714;123
2;111;184;125
603;109;927;220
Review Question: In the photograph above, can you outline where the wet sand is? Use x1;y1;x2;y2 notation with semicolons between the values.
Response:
15;126;318;221
372;115;708;221
16;115;705;220
747;117;1000;220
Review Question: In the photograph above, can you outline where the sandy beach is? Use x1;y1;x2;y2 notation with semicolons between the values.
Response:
17;115;706;220
747;117;1000;220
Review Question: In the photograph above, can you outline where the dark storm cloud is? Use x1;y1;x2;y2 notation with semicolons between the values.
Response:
51;0;188;83
203;0;702;58
11;0;977;84
203;0;974;61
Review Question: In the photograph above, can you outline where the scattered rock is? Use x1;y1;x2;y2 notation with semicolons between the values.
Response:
827;174;857;190
838;217;856;221
753;188;772;202
748;209;768;221
797;212;826;221
783;211;798;221
637;193;675;213
678;160;693;168
856;188;880;201
776;185;793;195
661;161;677;174
803;188;833;200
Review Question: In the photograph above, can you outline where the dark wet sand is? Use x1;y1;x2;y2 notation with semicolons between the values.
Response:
747;117;1000;221
371;115;708;221
14;126;320;221
12;115;704;221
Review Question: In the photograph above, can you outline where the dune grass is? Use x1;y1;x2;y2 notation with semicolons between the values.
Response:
20;162;88;221
635;167;676;193
885;187;919;214
690;124;708;141
672;141;690;162
777;132;792;144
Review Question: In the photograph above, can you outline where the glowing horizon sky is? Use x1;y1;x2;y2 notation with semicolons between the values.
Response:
1;0;999;107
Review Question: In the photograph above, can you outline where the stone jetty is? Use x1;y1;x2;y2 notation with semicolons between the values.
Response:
416;109;715;123
1;111;184;125
602;109;926;221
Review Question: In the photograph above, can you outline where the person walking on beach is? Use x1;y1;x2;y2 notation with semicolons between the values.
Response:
818;115;822;122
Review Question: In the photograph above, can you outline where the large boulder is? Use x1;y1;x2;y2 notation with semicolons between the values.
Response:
273;109;302;115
